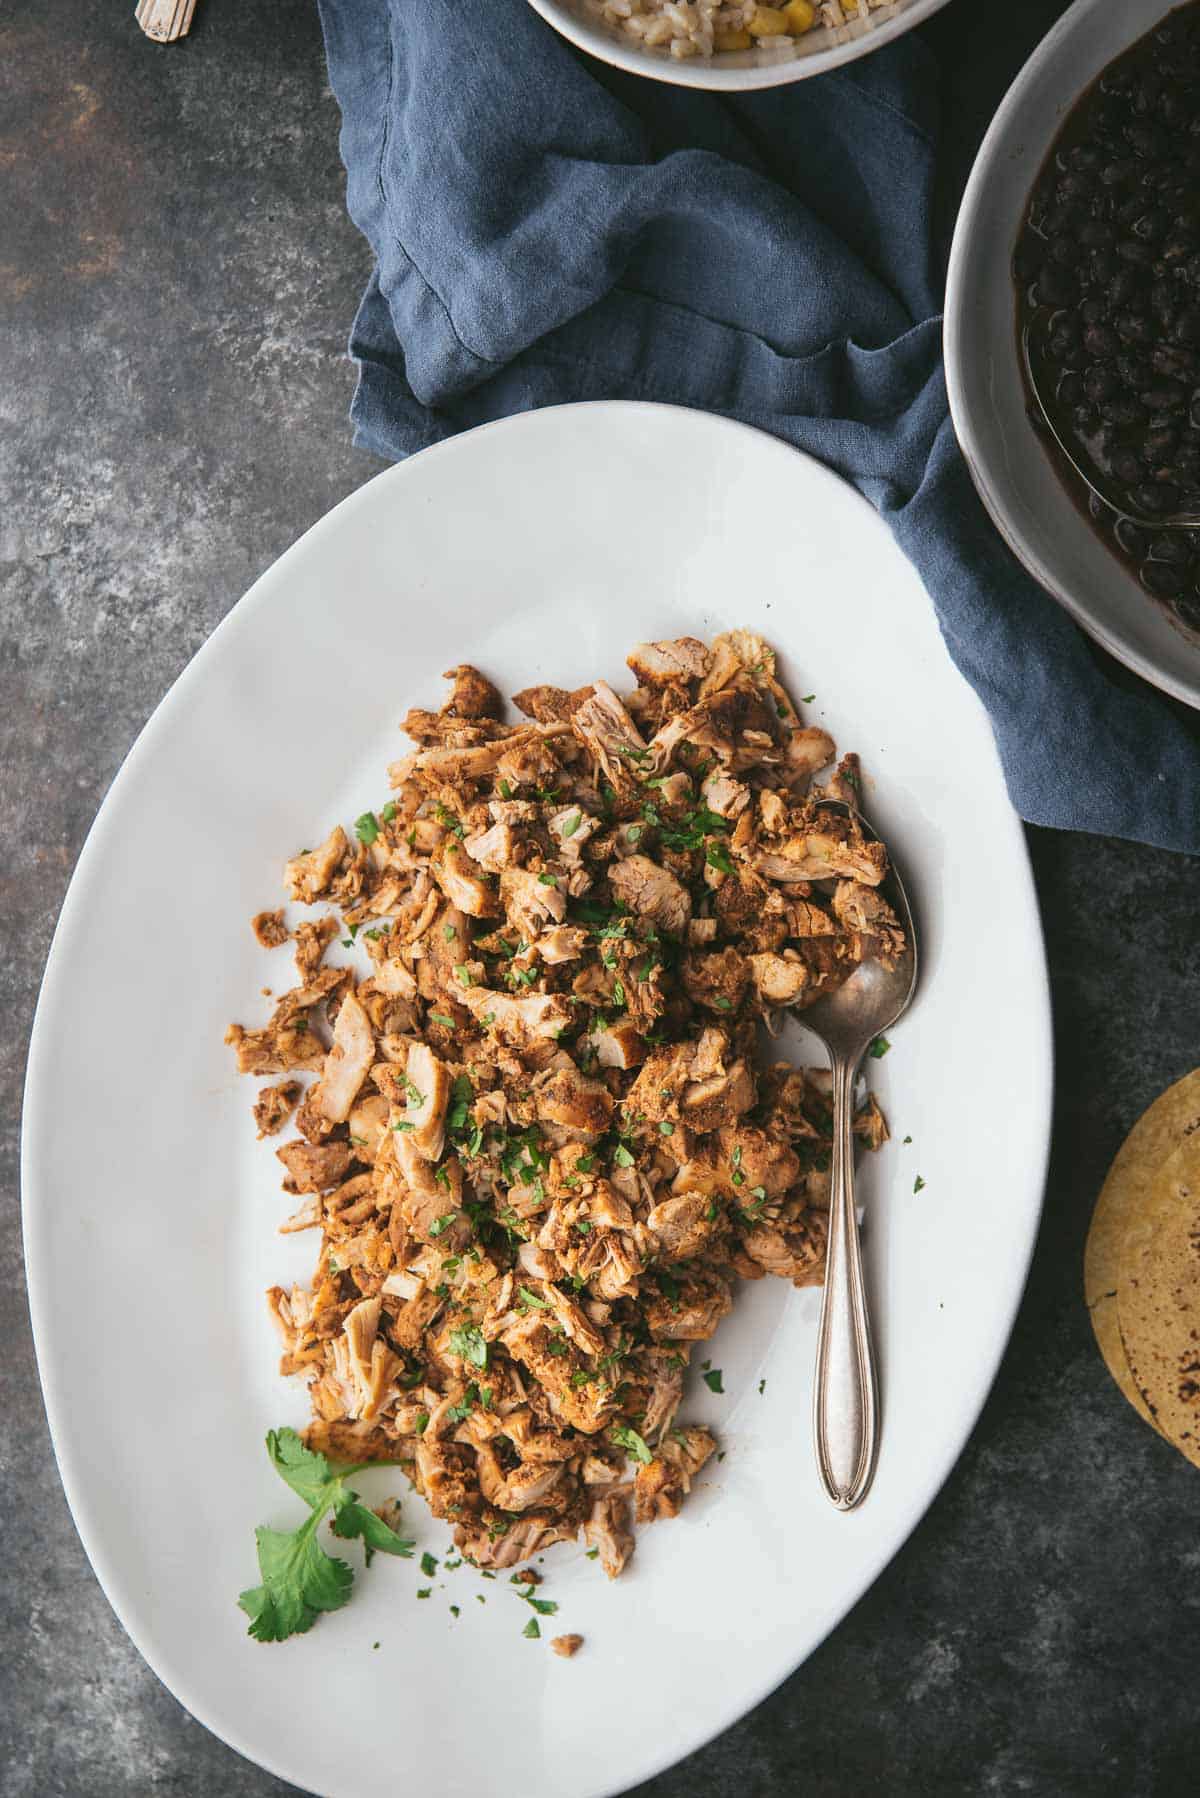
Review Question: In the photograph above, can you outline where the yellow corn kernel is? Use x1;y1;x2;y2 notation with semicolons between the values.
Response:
714;28;753;48
782;0;815;30
748;6;790;35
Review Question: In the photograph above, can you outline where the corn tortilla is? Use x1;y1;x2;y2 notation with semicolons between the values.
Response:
1116;1135;1200;1468
1084;1070;1200;1433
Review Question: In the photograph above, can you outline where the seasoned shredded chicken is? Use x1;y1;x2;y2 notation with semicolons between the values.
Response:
229;635;902;1579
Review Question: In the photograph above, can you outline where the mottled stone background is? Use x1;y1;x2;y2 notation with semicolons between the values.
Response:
2;2;1198;1794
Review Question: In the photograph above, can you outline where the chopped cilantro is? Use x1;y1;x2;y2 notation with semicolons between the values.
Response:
450;1604;460;1618
561;811;582;837
429;1012;455;1029
800;692;815;704
659;1121;675;1136
868;1035;891;1059
391;1120;415;1133
585;1548;599;1561
380;801;397;823
612;1143;635;1169
913;1175;926;1194
610;1425;653;1466
448;1326;488;1369
420;1551;438;1577
499;779;513;799
414;1412;430;1435
428;1213;455;1238
523;1617;541;1639
903;1135;912;1145
518;1286;552;1311
454;963;474;987
444;923;457;940
702;1368;724;1394
537;872;558;887
712;995;733;1011
355;811;380;847
417;1588;432;1600
706;843;735;875
576;1153;596;1173
758;1378;766;1396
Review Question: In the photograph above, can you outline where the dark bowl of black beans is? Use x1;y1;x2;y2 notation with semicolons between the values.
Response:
946;0;1200;711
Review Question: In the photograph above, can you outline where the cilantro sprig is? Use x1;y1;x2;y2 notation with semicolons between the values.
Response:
238;1429;413;1643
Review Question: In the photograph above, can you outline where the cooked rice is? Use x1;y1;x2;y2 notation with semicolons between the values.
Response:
582;0;896;60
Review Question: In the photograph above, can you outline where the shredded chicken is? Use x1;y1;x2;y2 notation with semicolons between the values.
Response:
229;635;902;1582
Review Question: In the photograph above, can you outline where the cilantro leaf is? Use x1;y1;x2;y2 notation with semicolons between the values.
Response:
355;811;380;847
263;1428;342;1508
610;1424;653;1466
238;1429;411;1642
329;1497;415;1564
702;1368;724;1394
448;1326;489;1369
238;1518;354;1642
868;1035;891;1059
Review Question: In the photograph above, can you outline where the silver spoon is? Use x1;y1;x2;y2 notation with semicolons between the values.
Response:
1021;323;1200;530
800;800;918;1511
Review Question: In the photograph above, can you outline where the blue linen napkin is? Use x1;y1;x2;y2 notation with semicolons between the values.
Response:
317;0;1200;854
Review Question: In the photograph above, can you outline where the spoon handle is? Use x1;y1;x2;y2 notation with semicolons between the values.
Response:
813;1051;879;1510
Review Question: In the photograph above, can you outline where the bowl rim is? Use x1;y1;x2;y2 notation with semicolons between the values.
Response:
524;0;953;91
944;0;1200;713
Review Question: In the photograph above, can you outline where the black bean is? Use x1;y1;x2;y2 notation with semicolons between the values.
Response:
1102;395;1149;427
1117;351;1150;388
1059;171;1097;203
1153;344;1199;380
1140;560;1185;597
1013;241;1044;283
1099;157;1138;188
1048;234;1083;268
1112;450;1145;485
1173;306;1200;343
1082;321;1118;357
1115;517;1150;557
1049;333;1085;370
1035;266;1078;307
1147;530;1191;563
1079;218;1114;248
1046;202;1084;234
1058;371;1086;407
1091;249;1119;284
1161;234;1196;265
1127;121;1168;157
1140;380;1188;411
1083;365;1117;402
1172;592;1200;630
1107;268;1143;308
1116;239;1155;267
1071;403;1098;433
1132;482;1180;514
1133;208;1169;242
1117;311;1155;344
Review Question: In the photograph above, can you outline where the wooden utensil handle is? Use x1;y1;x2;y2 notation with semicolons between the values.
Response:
135;0;197;42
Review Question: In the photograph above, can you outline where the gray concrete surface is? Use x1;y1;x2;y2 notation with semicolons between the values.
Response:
2;2;1198;1794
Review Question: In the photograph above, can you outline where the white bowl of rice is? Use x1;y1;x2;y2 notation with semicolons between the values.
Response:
526;0;952;88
